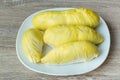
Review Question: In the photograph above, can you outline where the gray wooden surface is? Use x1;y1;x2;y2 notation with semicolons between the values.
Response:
0;0;120;80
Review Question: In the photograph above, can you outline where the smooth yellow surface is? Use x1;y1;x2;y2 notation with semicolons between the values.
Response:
32;8;100;30
44;25;104;47
41;41;99;64
22;28;43;63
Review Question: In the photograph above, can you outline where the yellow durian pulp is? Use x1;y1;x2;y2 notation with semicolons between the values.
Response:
22;28;43;63
32;8;100;30
41;41;99;64
44;25;104;47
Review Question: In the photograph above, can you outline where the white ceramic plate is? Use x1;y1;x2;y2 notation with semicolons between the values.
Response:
16;8;110;76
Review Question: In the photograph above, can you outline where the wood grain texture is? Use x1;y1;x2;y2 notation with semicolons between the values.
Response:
0;0;120;80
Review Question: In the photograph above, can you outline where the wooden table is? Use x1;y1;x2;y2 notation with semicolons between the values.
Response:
0;0;120;80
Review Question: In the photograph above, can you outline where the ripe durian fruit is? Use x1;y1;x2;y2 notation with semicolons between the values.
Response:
41;41;99;64
22;28;43;63
44;25;104;47
32;8;100;30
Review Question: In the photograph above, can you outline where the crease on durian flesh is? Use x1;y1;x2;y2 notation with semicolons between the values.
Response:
22;28;43;63
41;41;99;64
44;25;104;47
32;8;100;30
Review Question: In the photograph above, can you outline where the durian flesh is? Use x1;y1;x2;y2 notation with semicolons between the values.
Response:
41;41;99;64
44;25;104;47
22;28;43;63
32;8;100;30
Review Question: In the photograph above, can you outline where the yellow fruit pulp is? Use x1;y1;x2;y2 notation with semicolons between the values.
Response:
22;28;43;63
44;25;104;47
32;8;100;30
41;41;99;64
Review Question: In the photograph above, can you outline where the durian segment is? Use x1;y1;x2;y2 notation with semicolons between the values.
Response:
41;41;99;64
44;25;104;47
32;8;100;30
22;28;43;63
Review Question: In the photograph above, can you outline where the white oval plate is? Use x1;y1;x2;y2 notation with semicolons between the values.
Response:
16;8;110;76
